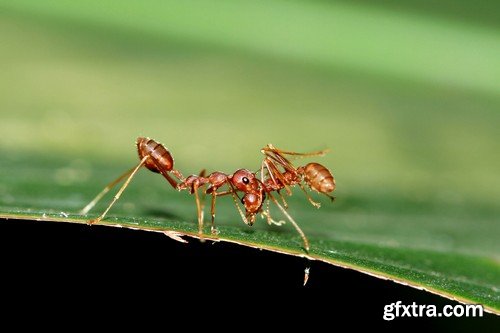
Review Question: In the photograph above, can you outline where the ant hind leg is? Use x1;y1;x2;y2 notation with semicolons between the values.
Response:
80;165;137;215
87;155;148;225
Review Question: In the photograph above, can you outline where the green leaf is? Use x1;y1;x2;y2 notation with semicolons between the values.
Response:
0;0;499;315
1;152;499;313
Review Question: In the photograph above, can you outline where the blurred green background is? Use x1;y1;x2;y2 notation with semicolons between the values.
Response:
0;1;499;258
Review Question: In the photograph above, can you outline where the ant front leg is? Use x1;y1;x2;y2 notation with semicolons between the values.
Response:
226;185;252;226
263;197;285;226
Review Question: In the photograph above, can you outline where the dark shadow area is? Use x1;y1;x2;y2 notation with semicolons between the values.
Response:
331;0;500;30
0;219;497;329
142;207;183;221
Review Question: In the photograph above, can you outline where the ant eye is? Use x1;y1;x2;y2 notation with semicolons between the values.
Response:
241;197;245;204
242;177;249;184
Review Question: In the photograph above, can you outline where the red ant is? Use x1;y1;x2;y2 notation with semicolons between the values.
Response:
80;137;256;237
80;137;335;253
237;144;336;251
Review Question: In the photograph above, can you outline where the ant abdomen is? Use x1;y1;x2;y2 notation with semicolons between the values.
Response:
136;137;174;174
302;163;335;194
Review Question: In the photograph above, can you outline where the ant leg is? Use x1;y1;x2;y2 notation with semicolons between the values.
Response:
262;146;325;180
263;198;272;225
210;191;219;235
227;185;251;226
298;183;321;208
260;160;266;187
264;159;292;195
196;169;211;235
263;198;285;226
199;170;207;211
269;193;309;253
80;165;137;215
277;191;289;209
209;187;236;232
193;183;205;241
263;144;329;158
88;156;148;225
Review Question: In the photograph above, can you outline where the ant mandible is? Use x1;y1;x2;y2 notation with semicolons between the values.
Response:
80;137;336;253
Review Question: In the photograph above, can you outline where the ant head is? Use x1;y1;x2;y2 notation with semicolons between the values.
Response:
241;192;263;213
231;169;257;192
241;192;264;226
